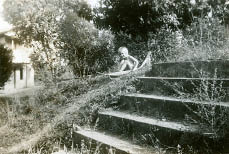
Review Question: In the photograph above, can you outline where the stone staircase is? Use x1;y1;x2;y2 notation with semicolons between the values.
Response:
73;60;229;154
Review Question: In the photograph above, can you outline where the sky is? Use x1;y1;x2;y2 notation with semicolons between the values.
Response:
0;0;99;33
88;0;99;8
0;0;12;32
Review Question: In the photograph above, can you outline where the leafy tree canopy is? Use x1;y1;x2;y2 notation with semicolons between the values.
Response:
58;13;115;77
3;0;92;44
94;0;229;39
0;45;13;87
3;0;115;77
3;0;93;76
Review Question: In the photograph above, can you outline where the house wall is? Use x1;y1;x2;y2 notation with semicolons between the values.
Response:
3;64;35;91
25;64;34;87
13;44;31;63
15;65;26;89
0;37;5;45
0;33;32;63
0;32;35;91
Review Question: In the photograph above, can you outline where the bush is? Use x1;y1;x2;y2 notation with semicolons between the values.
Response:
177;17;229;61
146;17;229;62
167;68;229;140
148;27;182;62
58;13;115;77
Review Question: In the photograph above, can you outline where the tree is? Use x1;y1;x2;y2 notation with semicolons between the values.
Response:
3;0;93;77
4;0;116;78
58;13;115;77
93;0;229;62
94;0;229;39
0;45;13;87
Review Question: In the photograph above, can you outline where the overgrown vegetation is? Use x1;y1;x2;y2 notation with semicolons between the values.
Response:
58;14;115;77
2;0;229;153
184;73;229;140
0;67;150;154
94;0;229;62
4;0;229;78
3;0;116;78
160;68;229;151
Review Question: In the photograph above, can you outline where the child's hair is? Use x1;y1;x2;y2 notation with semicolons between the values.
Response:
118;46;128;55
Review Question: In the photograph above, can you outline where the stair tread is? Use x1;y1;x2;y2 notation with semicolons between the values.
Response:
123;93;229;107
99;110;208;133
75;129;155;154
154;60;229;65
147;60;229;78
138;76;229;80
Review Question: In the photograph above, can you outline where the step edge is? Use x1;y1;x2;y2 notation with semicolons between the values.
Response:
138;77;229;80
153;59;229;65
99;110;204;133
122;93;229;107
75;129;154;153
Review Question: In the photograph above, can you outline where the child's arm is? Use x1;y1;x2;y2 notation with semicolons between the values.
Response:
129;55;139;70
119;60;126;71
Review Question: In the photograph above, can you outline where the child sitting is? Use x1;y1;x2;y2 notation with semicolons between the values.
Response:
118;47;139;72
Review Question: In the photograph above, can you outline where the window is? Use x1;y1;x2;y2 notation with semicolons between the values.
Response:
20;67;23;80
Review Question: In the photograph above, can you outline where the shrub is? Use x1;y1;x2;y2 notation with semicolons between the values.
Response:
0;44;13;87
167;68;229;140
145;17;229;62
177;17;229;61
58;13;115;77
188;72;228;139
148;28;182;62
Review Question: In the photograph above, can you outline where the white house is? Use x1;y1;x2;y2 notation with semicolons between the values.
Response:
0;30;34;92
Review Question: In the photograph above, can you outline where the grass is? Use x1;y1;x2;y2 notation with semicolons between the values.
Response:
0;67;151;154
1;48;229;154
1;64;226;154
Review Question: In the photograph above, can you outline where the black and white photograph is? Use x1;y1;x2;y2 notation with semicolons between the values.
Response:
0;0;229;153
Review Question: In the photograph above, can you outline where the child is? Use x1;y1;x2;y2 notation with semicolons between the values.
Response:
118;47;139;71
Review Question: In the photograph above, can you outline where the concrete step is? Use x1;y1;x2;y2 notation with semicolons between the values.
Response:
146;60;229;78
72;128;155;154
97;110;217;149
136;77;229;101
118;93;229;123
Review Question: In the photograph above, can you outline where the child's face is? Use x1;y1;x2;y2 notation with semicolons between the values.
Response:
120;50;128;58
